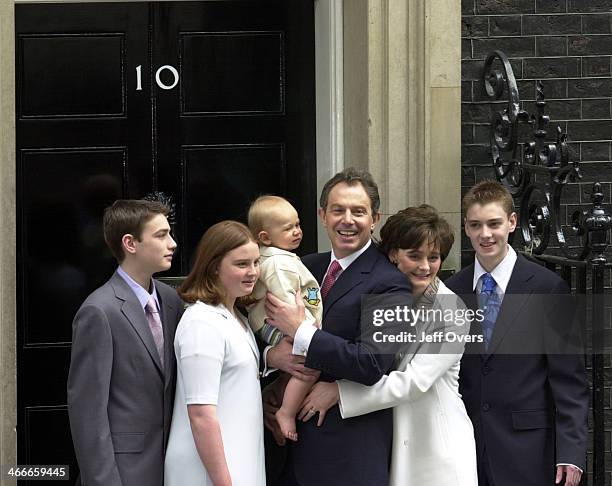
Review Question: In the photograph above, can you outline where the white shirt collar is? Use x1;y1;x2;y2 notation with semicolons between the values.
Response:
472;245;517;294
329;238;372;273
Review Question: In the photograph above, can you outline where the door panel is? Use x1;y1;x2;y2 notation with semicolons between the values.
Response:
16;6;150;483
15;1;316;482
16;3;152;181
181;31;284;114
20;148;126;346
20;34;125;118
154;1;316;272
24;405;74;485
182;143;286;259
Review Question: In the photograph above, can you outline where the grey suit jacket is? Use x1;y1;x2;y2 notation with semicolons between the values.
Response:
67;271;183;486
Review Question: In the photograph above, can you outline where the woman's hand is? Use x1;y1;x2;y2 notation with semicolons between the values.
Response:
298;381;340;427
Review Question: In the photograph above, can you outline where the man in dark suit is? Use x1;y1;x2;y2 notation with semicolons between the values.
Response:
263;168;412;486
445;181;588;486
67;199;184;486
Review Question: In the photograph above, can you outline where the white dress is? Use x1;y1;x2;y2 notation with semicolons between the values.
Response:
164;302;266;486
338;281;478;486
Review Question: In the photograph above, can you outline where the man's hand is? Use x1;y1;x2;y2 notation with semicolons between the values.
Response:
267;337;319;381
265;291;305;337
298;381;340;427
262;377;288;446
555;465;582;486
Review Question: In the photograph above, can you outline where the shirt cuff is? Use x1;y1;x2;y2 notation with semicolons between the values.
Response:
261;345;278;378
336;380;348;419
292;318;317;356
556;464;583;474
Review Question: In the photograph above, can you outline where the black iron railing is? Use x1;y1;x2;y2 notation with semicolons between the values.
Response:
483;50;609;486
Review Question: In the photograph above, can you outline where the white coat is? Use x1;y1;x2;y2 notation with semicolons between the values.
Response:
338;281;478;486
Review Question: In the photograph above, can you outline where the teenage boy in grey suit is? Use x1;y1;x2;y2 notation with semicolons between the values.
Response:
68;199;183;486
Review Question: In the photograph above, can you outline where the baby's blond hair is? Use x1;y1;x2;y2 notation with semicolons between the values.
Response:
247;195;295;239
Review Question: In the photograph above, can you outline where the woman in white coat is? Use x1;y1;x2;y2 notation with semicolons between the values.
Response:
300;205;478;486
165;221;265;486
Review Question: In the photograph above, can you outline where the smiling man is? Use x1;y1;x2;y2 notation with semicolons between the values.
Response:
445;181;588;486
263;168;412;486
68;199;184;486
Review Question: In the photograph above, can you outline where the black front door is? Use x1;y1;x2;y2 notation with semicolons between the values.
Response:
15;1;315;481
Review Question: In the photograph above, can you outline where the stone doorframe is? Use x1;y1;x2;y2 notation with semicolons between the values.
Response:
0;1;460;479
343;0;461;268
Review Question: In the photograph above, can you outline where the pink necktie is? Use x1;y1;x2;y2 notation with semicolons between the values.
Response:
145;296;165;369
321;260;342;299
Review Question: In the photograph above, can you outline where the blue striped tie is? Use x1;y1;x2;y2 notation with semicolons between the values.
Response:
479;273;501;350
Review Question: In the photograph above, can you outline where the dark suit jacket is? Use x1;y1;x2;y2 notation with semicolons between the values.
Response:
445;254;588;486
285;243;412;486
67;271;183;486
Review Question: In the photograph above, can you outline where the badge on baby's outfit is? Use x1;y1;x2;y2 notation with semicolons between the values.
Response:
305;287;320;306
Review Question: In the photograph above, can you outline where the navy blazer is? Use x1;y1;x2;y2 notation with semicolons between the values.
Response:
285;243;412;486
445;254;588;486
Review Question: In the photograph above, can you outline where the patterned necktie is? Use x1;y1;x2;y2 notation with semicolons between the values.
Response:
145;296;165;369
479;273;501;351
321;260;342;299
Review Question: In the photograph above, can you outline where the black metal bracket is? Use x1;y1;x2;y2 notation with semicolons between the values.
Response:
483;50;611;261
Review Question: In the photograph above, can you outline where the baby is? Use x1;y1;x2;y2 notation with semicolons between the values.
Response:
248;195;323;441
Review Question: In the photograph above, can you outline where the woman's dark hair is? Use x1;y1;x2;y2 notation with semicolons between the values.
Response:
379;204;454;261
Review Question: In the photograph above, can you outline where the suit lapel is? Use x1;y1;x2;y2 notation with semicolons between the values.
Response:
485;254;533;358
322;245;376;317
111;272;164;378
450;264;486;356
157;283;177;391
310;252;331;285
462;291;485;356
449;263;475;296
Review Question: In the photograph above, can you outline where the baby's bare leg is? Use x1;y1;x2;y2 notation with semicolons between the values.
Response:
276;374;317;441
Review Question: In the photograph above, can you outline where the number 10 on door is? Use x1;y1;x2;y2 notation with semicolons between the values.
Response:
136;65;180;91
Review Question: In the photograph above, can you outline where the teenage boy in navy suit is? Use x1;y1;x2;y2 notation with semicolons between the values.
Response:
445;181;588;486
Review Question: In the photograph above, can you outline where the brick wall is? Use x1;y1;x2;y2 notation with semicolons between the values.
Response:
461;1;612;485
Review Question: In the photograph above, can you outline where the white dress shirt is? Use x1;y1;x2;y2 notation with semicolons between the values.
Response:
472;245;517;299
292;239;373;356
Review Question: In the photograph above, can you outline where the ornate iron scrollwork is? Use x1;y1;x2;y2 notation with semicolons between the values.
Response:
483;51;586;258
570;183;611;262
482;54;609;486
483;50;529;195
